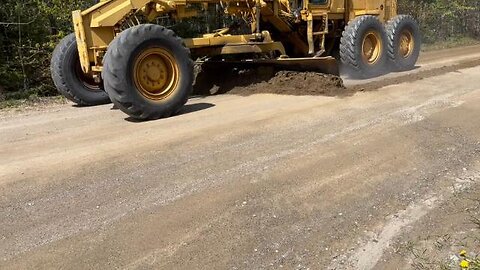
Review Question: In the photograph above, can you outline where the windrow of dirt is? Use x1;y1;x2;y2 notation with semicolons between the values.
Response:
351;58;480;92
193;66;347;97
193;58;480;98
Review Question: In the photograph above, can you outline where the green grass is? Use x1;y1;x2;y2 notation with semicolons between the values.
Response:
0;99;24;110
0;95;67;110
460;256;480;270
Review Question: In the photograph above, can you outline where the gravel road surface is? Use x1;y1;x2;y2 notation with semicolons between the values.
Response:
1;45;480;269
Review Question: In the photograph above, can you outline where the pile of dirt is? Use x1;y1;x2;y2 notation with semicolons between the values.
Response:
193;66;348;97
192;58;480;98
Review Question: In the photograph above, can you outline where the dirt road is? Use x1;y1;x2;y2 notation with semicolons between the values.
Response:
1;46;480;269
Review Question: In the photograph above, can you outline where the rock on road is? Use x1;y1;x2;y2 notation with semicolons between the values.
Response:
1;45;480;269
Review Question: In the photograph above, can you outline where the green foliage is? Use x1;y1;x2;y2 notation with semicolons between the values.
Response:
0;0;96;100
0;0;479;100
398;0;480;44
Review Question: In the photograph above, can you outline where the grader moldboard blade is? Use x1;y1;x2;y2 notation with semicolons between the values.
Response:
211;57;340;76
261;57;339;76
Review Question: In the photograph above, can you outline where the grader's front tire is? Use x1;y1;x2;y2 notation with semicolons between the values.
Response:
102;24;194;120
340;15;388;79
50;33;110;106
386;15;421;71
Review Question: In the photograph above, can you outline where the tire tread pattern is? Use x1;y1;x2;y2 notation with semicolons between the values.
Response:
103;24;194;120
340;15;388;78
50;33;109;106
386;15;421;71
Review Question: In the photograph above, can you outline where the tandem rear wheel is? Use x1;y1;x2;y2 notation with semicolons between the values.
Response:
340;15;420;79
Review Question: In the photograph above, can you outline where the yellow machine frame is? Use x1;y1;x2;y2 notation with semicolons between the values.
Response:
73;0;397;74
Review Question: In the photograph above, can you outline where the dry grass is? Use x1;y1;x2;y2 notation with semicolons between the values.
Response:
422;37;480;52
0;95;67;110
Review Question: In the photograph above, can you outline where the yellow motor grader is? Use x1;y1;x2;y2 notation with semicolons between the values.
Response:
51;0;420;120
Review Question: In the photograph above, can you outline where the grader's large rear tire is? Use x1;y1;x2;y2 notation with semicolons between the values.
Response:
340;15;388;79
51;33;110;106
102;24;194;120
386;15;421;71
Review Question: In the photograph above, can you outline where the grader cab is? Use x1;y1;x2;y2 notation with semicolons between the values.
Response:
51;0;420;120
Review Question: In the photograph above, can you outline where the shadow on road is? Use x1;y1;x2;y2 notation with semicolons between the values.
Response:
177;102;215;115
123;102;215;122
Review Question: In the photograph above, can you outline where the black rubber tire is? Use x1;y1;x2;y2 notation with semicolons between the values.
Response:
102;24;194;120
50;33;110;106
340;15;388;79
386;15;421;71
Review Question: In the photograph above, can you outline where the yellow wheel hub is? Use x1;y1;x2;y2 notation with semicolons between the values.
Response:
133;48;179;100
399;30;414;58
362;31;382;65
